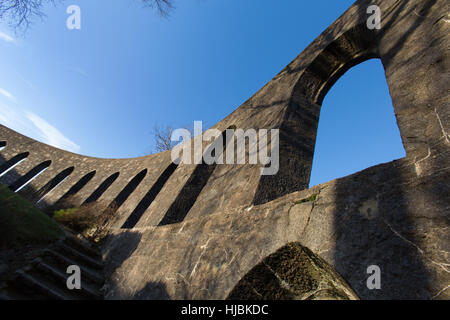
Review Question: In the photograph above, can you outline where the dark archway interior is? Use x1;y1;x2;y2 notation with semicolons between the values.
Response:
9;160;52;192
29;166;75;203
158;128;232;226
106;169;147;214
121;163;178;229
55;170;97;204
0;152;29;177
83;172;120;205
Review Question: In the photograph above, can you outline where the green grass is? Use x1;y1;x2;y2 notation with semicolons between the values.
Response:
294;193;318;205
50;201;117;243
52;207;92;232
0;184;64;248
53;207;80;219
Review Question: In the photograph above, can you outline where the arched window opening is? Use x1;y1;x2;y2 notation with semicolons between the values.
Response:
158;128;232;226
309;59;406;187
0;152;29;177
122;163;178;229
33;166;75;203
9;160;52;192
56;171;97;204
83;172;120;205
106;169;147;214
0;141;6;151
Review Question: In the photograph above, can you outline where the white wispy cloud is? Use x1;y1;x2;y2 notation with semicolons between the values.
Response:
26;112;81;153
0;104;81;153
0;31;15;43
0;104;27;130
15;72;37;91
68;66;88;77
0;87;16;102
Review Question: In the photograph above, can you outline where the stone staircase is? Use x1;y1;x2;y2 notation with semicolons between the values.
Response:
3;231;105;300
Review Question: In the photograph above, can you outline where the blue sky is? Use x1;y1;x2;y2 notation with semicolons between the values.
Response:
0;0;405;187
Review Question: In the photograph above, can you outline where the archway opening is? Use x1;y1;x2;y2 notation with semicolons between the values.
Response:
83;172;120;205
0;152;29;177
309;59;406;187
33;166;75;203
122;162;178;229
55;170;97;205
9;160;52;192
106;169;147;214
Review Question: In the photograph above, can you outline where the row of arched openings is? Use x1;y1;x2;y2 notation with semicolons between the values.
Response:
0;128;232;229
1;54;406;226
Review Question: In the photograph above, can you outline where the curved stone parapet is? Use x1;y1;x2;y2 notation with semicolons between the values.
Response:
0;124;174;226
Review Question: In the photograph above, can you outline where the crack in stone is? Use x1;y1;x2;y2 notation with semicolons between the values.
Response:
431;284;450;299
177;221;187;233
263;262;293;291
190;238;213;278
383;219;450;274
299;188;322;236
298;286;333;300
414;148;431;176
251;287;264;299
435;108;450;144
317;241;334;256
194;287;212;299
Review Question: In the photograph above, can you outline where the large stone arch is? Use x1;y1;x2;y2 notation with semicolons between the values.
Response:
226;243;359;300
254;0;449;205
0;0;447;300
293;24;380;107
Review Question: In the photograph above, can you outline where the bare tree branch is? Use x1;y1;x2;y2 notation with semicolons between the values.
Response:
140;0;174;18
0;0;56;31
152;123;193;153
153;124;175;152
0;0;175;32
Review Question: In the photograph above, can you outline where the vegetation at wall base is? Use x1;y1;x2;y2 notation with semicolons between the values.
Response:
0;184;64;249
50;201;117;243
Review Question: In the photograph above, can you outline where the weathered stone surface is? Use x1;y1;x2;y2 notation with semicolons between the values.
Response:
101;149;449;300
0;0;448;300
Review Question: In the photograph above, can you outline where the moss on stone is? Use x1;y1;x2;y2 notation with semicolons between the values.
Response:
226;242;358;300
294;194;318;204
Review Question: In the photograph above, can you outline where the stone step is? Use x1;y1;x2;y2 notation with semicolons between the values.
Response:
33;259;102;300
14;270;77;300
62;231;102;259
4;227;105;300
54;242;104;270
42;249;104;285
0;282;41;300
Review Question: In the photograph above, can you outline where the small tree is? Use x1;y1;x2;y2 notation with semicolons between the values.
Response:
153;124;176;152
152;123;194;153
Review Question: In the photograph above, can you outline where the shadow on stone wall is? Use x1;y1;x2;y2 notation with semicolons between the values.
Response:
1;0;447;300
102;230;145;299
332;139;449;299
133;282;170;300
0;153;51;209
332;161;431;299
103;230;173;300
331;0;446;300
